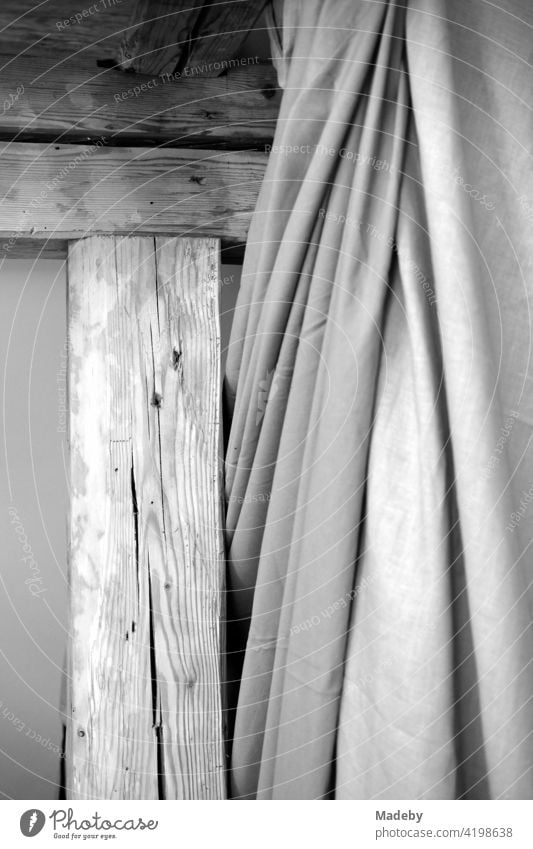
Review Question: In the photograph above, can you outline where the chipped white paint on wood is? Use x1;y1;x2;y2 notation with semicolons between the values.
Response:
67;235;225;799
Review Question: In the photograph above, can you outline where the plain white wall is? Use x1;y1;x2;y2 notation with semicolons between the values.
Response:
0;259;69;799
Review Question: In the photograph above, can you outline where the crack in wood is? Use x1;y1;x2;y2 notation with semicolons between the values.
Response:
131;455;140;604
172;347;181;370
147;553;166;800
153;237;161;334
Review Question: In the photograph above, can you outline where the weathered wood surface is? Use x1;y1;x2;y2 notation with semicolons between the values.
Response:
0;0;132;61
0;56;279;147
0;142;267;249
186;0;268;74
118;0;269;76
0;0;132;102
118;0;204;75
0;0;279;147
67;234;225;799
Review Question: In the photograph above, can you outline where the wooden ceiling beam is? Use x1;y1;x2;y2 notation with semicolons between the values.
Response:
0;56;279;147
0;1;279;147
0;142;267;256
0;237;247;263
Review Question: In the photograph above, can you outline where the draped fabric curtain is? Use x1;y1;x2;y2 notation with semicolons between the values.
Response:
223;0;533;799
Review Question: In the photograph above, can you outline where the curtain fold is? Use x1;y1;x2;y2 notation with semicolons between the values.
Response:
224;0;533;799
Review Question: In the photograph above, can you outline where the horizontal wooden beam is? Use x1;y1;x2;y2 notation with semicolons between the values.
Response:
0;57;279;148
0;2;279;148
0;236;247;264
0;142;267;253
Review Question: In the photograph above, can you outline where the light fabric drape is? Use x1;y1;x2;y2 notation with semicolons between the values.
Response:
224;0;533;799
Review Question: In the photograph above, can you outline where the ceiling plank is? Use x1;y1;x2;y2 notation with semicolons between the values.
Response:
0;142;267;251
0;0;133;66
0;0;279;147
186;0;269;75
118;0;205;75
0;56;279;147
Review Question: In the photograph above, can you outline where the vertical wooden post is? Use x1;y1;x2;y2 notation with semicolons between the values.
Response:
67;235;225;799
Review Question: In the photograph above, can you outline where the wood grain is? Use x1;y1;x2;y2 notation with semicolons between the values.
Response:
118;0;204;75
116;1;269;77
0;0;132;66
0;0;279;148
0;55;280;147
0;142;267;249
67;234;225;799
186;0;269;74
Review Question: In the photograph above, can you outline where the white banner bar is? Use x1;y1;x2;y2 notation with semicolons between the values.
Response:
1;800;532;848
